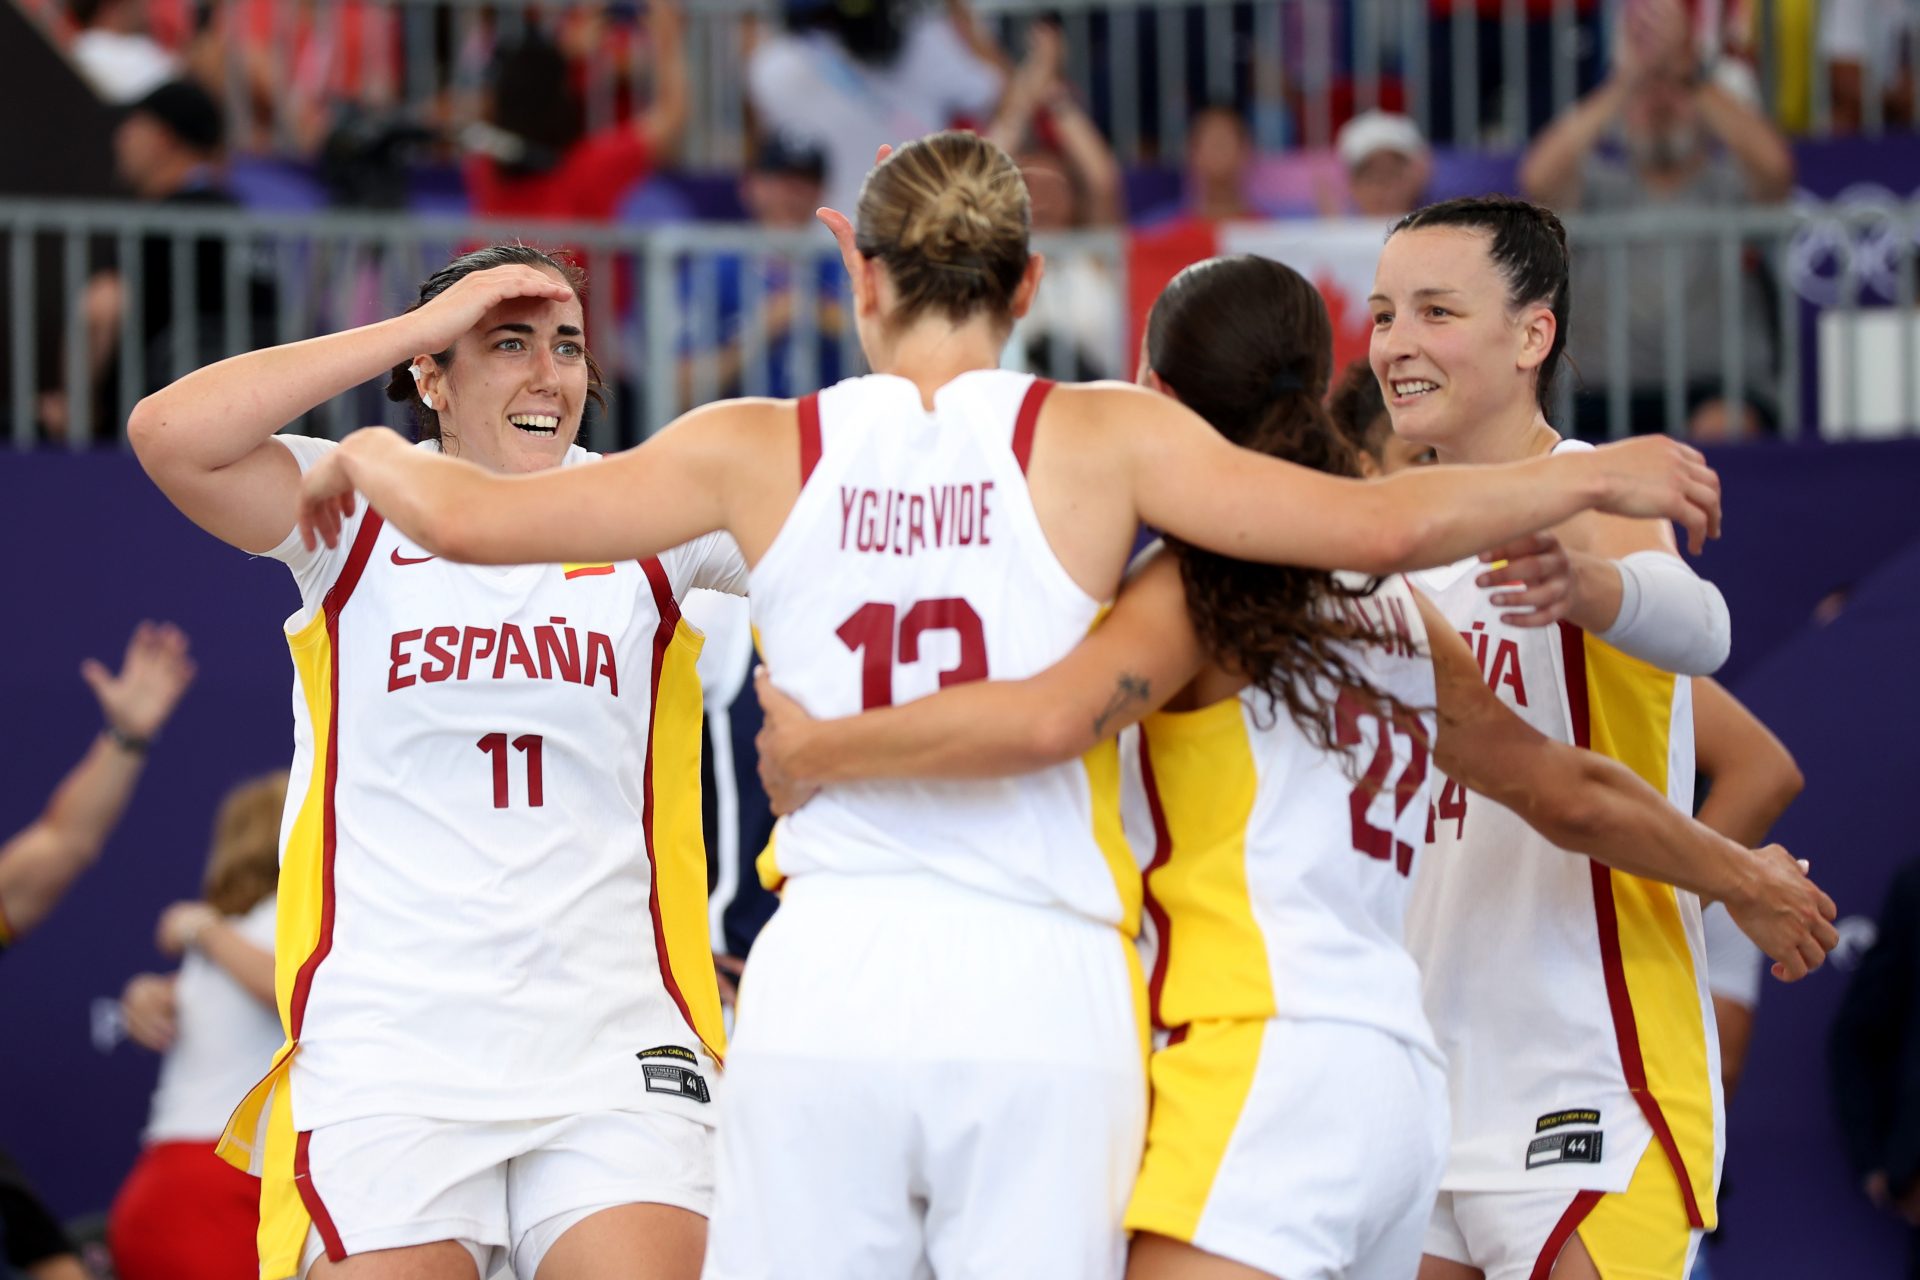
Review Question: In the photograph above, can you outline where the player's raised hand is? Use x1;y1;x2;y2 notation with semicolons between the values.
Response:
816;143;896;282
296;431;383;550
1724;844;1840;982
400;266;576;359
1586;436;1722;554
1474;533;1575;627
753;666;821;816
82;621;196;740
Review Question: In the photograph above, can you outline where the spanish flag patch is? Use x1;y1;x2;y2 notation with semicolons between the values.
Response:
563;563;616;580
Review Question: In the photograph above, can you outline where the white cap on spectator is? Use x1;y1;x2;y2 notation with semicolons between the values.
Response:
1336;111;1428;170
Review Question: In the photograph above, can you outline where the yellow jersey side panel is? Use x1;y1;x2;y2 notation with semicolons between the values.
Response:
1141;701;1273;1028
1582;634;1716;1230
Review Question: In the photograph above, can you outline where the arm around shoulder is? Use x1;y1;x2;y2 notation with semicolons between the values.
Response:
757;551;1206;787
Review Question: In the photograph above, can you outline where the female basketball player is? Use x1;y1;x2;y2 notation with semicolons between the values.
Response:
1370;195;1751;1280
288;133;1727;1278
741;254;1836;1280
128;245;742;1280
1338;340;1807;1108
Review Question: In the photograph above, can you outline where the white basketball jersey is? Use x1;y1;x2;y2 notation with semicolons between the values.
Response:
750;371;1139;931
1132;573;1440;1059
223;437;745;1157
1406;442;1721;1222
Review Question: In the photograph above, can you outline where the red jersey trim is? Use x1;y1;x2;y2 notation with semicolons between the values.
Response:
797;394;822;486
294;1130;348;1262
638;557;714;1060
287;512;385;1040
1529;1189;1602;1280
1557;622;1705;1230
1011;377;1056;474
1136;734;1176;1032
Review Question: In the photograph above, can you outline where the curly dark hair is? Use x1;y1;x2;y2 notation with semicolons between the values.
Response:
384;244;607;453
1146;255;1423;754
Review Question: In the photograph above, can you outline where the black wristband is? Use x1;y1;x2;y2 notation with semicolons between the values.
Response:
105;724;150;754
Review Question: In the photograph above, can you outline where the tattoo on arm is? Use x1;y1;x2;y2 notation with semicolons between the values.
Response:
1091;673;1152;739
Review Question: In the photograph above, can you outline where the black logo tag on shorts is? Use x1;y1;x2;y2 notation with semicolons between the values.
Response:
642;1062;711;1103
1527;1130;1603;1169
1535;1108;1602;1133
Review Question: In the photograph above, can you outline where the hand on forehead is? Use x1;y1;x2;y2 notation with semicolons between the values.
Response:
476;286;586;336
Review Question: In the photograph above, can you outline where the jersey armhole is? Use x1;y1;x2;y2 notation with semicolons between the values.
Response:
1011;377;1055;474
797;393;821;485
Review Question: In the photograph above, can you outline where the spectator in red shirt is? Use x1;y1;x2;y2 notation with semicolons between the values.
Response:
462;0;687;223
108;773;286;1280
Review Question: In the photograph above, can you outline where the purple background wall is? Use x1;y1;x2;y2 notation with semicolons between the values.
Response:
1;441;1918;1273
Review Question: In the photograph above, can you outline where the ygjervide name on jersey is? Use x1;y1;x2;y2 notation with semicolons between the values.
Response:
838;481;996;556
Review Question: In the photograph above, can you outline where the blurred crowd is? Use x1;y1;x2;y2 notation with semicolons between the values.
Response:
11;0;1894;446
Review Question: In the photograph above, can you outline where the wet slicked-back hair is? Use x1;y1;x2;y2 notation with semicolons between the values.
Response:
383;244;606;452
853;131;1032;329
1388;195;1571;416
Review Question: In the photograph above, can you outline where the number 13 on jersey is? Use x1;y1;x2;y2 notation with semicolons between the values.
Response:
838;598;988;709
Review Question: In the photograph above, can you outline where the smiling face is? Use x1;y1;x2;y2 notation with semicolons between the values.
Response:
419;275;589;474
1367;226;1551;453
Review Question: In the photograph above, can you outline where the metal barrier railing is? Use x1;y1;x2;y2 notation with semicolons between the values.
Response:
0;201;1129;449
15;0;1920;171
1;197;1912;449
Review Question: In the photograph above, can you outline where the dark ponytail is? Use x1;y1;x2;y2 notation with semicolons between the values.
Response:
1146;255;1420;753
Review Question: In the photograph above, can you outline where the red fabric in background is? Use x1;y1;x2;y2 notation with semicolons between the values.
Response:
464;127;655;223
108;1142;259;1280
1125;217;1222;364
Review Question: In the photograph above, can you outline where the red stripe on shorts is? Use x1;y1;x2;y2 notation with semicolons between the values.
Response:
293;1130;347;1263
1529;1189;1603;1280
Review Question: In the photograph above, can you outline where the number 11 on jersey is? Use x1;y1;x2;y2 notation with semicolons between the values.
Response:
478;733;544;808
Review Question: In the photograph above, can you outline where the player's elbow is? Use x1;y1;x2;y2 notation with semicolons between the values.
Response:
1363;511;1428;577
1765;754;1807;814
1520;754;1610;850
126;393;175;469
1026;704;1096;770
1541;786;1608;851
